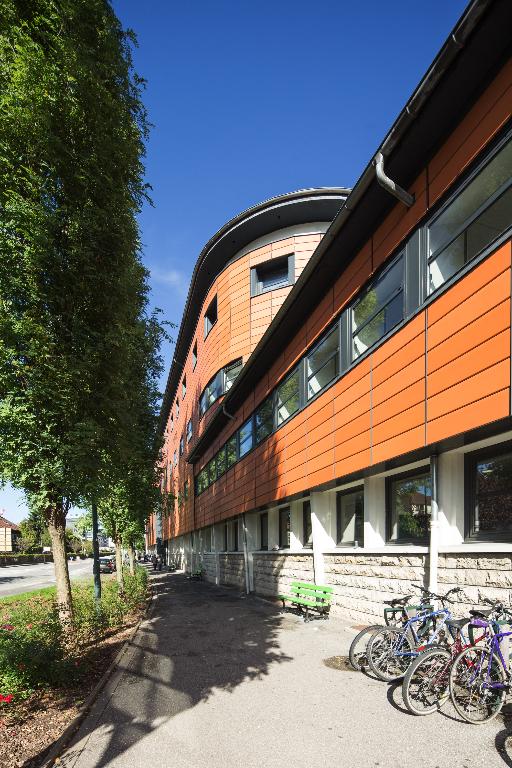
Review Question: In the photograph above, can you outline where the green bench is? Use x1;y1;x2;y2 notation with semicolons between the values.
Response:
278;581;333;622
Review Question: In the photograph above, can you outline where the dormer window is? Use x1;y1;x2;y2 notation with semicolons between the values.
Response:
250;255;294;297
192;342;197;370
176;399;180;418
182;377;186;398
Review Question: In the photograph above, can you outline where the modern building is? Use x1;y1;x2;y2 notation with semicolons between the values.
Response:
0;513;20;553
150;0;512;622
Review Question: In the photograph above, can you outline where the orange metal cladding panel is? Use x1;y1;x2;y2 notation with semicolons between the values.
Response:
426;242;512;444
428;58;512;207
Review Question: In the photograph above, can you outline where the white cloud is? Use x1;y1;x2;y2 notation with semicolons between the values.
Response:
149;266;190;297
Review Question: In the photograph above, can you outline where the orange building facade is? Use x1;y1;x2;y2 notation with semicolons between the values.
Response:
151;1;512;620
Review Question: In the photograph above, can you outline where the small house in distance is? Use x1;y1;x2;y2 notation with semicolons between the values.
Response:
0;513;21;553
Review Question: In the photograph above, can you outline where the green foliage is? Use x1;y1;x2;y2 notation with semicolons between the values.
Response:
0;566;148;703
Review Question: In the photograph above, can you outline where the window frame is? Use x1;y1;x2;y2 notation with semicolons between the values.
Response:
306;325;339;401
336;486;364;547
278;506;291;550
192;341;197;370
250;254;295;297
186;419;193;443
179;436;184;456
276;366;301;427
302;500;312;548
385;466;431;545
426;131;512;296
199;359;242;418
182;377;187;399
260;512;268;551
204;295;218;339
351;252;405;362
464;440;512;542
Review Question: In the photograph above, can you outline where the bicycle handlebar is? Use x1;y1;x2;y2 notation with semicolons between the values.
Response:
412;584;463;604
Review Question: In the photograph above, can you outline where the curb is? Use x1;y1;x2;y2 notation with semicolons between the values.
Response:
39;583;156;768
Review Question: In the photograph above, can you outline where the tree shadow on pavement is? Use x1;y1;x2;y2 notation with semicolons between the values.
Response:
495;705;512;767
43;572;292;768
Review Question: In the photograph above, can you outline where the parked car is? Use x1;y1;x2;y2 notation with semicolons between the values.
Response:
98;556;116;574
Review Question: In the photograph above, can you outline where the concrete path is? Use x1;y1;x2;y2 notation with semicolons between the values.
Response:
59;572;512;768
0;558;92;597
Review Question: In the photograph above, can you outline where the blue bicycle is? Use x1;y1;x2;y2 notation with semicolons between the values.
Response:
449;602;512;723
367;586;463;682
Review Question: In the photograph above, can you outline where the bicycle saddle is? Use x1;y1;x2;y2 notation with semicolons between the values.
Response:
383;595;412;606
469;608;493;618
445;618;469;630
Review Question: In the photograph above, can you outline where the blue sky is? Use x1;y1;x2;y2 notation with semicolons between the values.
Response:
1;0;468;524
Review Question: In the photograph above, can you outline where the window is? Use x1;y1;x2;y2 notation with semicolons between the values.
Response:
336;488;364;546
179;436;184;456
251;255;294;297
226;435;237;468
216;445;226;477
176;399;180;418
239;418;253;458
276;368;300;425
186;419;193;442
352;255;404;359
199;359;242;416
204;295;218;338
307;326;339;400
232;520;238;551
207;458;216;485
260;512;268;550
302;500;312;547
279;507;290;549
255;397;273;443
387;469;431;544
224;359;242;391
184;480;189;501
428;137;512;293
223;523;228;552
197;468;208;494
170;413;174;432
192;342;197;370
182;377;186;398
466;444;512;541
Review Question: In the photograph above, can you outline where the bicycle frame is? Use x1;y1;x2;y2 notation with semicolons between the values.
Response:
392;607;454;659
469;618;512;690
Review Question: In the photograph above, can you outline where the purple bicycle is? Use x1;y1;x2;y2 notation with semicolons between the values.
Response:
449;603;512;723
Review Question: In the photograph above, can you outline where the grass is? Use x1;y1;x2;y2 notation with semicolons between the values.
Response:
0;586;57;604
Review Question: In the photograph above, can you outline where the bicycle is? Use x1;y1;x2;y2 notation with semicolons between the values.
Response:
366;586;463;682
402;601;500;716
348;593;432;671
449;603;512;723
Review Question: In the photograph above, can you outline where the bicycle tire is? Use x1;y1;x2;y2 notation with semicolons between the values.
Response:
402;646;451;716
348;624;385;671
367;626;414;682
449;646;507;724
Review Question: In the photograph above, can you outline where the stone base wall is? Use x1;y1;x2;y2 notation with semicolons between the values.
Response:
253;552;314;597
437;553;512;615
202;553;218;583
324;554;428;624
219;553;245;589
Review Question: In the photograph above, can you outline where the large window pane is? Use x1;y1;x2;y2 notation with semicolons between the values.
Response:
352;257;403;359
224;359;242;391
336;488;364;546
255;397;273;443
428;138;512;292
260;512;268;550
307;326;338;399
239;418;253;458
216;446;226;477
277;369;300;425
226;435;237;468
302;500;312;547
388;470;431;544
279;507;290;549
470;450;512;538
207;459;217;485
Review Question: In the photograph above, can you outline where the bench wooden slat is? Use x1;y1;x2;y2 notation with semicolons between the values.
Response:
279;580;332;621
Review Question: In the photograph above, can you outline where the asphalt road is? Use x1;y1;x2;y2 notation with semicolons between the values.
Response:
0;558;94;597
59;573;512;768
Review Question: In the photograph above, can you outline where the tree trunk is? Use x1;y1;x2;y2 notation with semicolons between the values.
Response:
46;502;73;630
91;500;101;601
115;535;124;591
128;543;135;575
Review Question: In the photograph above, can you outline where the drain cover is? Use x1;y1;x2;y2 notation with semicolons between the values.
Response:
323;655;353;671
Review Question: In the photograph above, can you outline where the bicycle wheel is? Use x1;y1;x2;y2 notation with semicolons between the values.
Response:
367;626;415;682
349;625;384;671
449;646;507;724
402;646;451;716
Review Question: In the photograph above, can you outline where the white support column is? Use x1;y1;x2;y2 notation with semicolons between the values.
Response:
429;454;439;595
310;491;335;585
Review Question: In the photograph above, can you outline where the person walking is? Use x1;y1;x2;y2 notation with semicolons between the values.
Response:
157;555;163;571
151;554;157;571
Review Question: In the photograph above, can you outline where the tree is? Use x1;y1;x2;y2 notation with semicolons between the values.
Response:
0;0;151;626
73;511;93;540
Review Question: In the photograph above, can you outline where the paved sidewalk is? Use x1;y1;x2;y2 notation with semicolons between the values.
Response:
60;572;512;768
